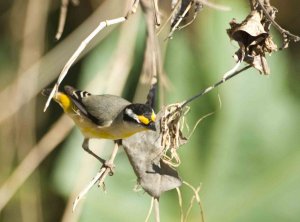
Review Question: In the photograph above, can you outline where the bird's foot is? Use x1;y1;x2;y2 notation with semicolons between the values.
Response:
103;160;115;176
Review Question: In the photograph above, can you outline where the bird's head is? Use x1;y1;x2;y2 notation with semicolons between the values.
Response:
123;104;156;131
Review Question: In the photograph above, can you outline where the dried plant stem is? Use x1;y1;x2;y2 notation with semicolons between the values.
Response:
188;112;214;139
176;187;184;222
144;197;154;222
222;59;243;81
154;198;160;222
183;182;204;222
56;0;79;39
256;0;300;47
156;0;180;36
167;1;192;39
72;142;119;211
56;0;70;40
0;116;73;211
181;65;251;107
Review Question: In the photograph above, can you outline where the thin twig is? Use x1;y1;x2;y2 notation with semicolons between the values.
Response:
167;1;193;39
183;181;204;222
72;169;105;212
154;198;160;222
145;197;154;222
222;59;243;81
56;0;69;40
187;112;214;139
156;0;181;36
176;187;184;222
57;0;81;40
184;195;196;222
177;1;201;31
72;142;120;211
256;0;300;47
181;65;251;107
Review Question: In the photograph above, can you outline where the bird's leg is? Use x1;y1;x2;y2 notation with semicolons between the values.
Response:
82;138;106;164
102;140;121;176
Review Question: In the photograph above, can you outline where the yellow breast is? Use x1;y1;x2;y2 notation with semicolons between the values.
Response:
67;112;145;140
80;126;138;139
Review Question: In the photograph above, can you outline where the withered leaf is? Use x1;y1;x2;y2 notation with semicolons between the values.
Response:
227;11;268;48
227;10;277;75
122;111;182;198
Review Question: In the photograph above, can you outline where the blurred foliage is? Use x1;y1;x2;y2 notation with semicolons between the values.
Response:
0;0;300;222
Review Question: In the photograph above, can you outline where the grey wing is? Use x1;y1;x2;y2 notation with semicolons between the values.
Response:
81;95;131;127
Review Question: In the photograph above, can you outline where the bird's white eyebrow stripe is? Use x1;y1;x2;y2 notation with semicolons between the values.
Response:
125;108;140;123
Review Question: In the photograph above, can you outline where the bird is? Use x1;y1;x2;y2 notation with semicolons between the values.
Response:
42;85;156;167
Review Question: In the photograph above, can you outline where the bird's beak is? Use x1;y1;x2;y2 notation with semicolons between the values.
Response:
148;121;156;131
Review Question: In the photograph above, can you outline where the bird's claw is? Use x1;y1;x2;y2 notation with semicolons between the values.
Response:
103;160;115;176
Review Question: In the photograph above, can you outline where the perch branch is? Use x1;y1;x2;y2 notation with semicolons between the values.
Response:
181;65;251;107
72;142;120;211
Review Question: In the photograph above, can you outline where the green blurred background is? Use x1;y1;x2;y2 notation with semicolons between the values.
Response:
0;0;300;221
